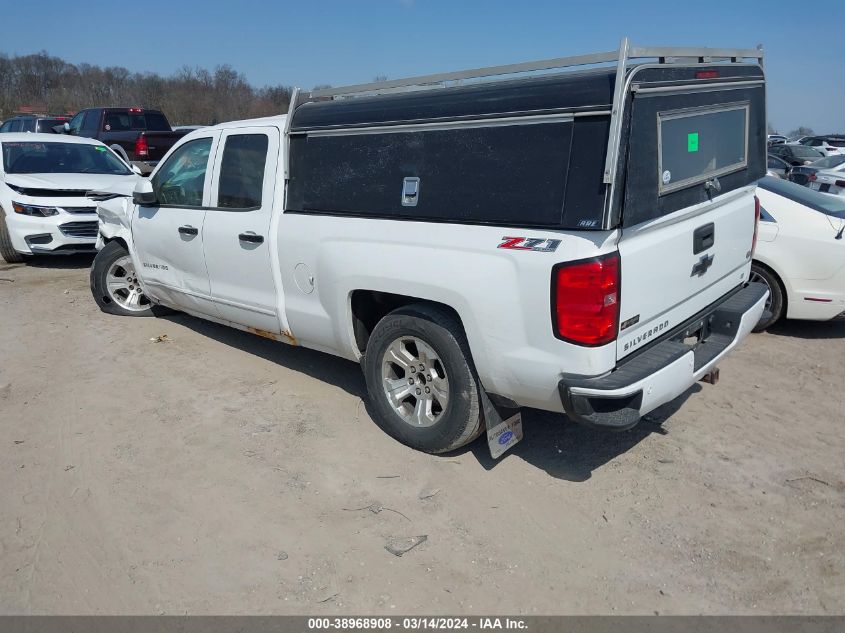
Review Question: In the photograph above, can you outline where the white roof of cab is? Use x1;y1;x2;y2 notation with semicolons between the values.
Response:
201;115;287;132
0;133;107;145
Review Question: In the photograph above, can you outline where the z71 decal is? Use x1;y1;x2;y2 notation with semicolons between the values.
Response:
497;237;561;252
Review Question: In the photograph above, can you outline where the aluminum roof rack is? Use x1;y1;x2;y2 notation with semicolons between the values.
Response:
305;39;763;101
289;38;764;188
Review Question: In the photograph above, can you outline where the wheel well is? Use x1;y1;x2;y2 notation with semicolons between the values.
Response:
102;235;129;251
752;259;788;310
350;290;463;354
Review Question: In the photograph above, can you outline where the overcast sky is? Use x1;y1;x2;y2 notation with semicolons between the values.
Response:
3;0;839;134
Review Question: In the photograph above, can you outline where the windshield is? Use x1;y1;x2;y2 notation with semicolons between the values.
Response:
812;154;845;169
1;141;131;175
759;176;845;219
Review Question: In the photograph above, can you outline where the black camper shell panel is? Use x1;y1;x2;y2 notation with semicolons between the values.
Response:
286;63;765;231
621;64;766;227
290;70;616;131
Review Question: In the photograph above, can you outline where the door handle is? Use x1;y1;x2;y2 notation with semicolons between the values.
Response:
178;225;199;236
693;222;715;254
238;232;264;244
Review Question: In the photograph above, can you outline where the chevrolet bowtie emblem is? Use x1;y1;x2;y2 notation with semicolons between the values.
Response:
691;253;715;277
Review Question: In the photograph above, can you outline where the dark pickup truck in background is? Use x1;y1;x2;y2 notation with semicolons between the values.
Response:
62;107;190;175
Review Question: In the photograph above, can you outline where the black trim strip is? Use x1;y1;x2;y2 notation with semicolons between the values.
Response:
282;208;611;232
291;105;612;133
150;204;262;213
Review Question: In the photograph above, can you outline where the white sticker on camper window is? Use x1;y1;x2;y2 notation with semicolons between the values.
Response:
662;170;672;185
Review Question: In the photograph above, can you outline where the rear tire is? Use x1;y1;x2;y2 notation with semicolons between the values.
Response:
750;262;785;332
0;210;24;263
363;304;483;454
90;241;155;317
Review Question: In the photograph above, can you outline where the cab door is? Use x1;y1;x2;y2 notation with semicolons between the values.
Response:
202;126;282;333
132;133;220;316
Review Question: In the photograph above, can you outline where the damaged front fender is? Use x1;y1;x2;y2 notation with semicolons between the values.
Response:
88;191;133;251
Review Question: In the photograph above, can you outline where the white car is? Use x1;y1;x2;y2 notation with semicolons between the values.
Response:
799;136;845;157
752;176;845;330
0;133;139;262
809;167;845;197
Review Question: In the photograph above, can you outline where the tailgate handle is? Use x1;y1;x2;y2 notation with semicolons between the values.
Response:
693;222;715;254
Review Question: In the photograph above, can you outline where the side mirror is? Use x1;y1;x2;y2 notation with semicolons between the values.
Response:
133;178;157;206
63;122;71;133
131;164;142;176
52;124;66;134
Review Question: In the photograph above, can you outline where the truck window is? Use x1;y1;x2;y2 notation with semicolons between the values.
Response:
216;134;268;209
658;103;748;194
152;138;213;207
105;113;133;131
82;111;99;133
67;112;84;135
144;112;171;131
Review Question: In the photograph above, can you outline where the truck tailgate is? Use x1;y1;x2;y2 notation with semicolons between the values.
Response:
615;70;765;361
616;189;755;360
140;131;187;161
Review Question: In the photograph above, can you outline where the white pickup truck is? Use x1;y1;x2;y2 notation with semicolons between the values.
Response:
90;40;769;457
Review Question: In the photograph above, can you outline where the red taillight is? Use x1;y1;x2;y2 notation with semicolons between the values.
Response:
752;195;761;256
552;252;620;346
695;70;719;79
835;180;845;188
809;173;817;182
129;107;143;113
135;136;148;157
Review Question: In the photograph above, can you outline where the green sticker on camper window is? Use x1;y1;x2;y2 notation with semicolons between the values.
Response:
687;132;699;153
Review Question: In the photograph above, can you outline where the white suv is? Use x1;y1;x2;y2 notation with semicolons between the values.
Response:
800;136;845;157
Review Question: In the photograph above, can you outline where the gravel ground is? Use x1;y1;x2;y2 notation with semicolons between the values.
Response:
1;255;843;615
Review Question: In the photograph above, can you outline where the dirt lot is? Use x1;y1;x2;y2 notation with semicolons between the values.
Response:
0;255;843;615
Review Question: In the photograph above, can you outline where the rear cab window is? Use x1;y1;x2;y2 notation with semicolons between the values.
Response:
103;110;171;132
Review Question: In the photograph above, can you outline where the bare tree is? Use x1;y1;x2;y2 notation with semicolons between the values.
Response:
786;126;815;138
0;50;294;125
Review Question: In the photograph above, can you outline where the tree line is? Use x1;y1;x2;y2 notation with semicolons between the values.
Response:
0;50;294;125
768;123;816;138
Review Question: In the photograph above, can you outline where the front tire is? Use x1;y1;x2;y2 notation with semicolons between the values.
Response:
0;210;24;263
90;241;154;316
750;262;785;331
363;304;483;454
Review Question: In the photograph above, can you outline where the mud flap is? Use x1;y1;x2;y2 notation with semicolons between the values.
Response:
480;391;523;459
